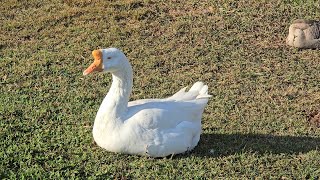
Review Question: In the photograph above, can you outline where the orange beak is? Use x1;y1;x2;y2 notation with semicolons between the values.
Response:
83;49;104;76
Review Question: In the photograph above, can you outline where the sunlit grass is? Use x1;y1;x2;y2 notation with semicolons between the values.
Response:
1;0;320;178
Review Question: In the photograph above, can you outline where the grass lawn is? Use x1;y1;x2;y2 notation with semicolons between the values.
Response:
1;0;320;178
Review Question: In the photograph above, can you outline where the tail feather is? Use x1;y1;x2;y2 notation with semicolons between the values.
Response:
168;87;187;100
197;85;212;99
199;85;208;94
189;82;204;92
168;81;211;101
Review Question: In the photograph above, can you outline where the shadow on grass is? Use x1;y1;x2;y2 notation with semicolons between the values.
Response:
189;133;320;157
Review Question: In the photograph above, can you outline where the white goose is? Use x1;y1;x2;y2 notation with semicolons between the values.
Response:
286;19;320;49
83;48;211;157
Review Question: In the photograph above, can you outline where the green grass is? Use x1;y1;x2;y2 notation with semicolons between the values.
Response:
1;0;320;178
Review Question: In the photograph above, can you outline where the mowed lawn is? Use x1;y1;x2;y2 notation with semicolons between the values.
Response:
1;0;320;178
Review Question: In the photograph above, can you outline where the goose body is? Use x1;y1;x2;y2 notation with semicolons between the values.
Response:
286;19;320;49
83;48;211;157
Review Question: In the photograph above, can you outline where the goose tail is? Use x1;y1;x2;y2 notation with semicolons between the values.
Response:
168;81;212;101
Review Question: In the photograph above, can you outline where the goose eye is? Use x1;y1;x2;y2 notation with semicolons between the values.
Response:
107;57;112;59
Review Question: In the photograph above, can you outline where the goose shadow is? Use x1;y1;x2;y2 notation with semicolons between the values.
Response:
186;133;320;157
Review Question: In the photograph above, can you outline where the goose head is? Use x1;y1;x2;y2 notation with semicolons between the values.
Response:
83;48;129;76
